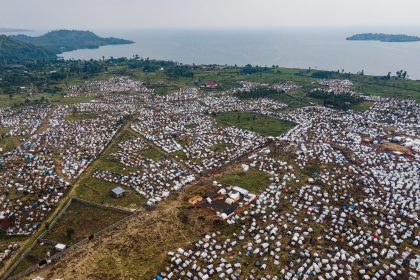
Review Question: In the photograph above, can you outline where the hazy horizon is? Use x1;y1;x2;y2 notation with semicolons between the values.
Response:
1;0;420;30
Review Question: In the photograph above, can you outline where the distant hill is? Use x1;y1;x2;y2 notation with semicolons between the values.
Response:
0;35;55;64
347;33;420;42
11;30;134;54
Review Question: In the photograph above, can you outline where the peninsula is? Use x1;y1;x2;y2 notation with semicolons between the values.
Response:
346;33;420;42
10;29;134;54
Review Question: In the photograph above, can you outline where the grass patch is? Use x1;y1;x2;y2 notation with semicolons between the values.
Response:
11;243;55;276
349;100;374;112
301;163;322;178
72;126;145;209
65;112;99;122
171;150;188;161
139;148;166;161
0;235;26;252
212;142;234;153
75;177;146;209
185;123;198;129
95;157;133;174
44;199;131;246
0;135;20;152
219;169;271;193
0;127;11;135
275;93;312;108
215;112;295;137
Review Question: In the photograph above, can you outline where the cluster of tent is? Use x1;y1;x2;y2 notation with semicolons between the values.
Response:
0;148;69;235
0;243;19;265
94;136;195;206
0;100;137;236
157;95;419;279
271;82;301;93
67;77;154;97
1;77;418;279
131;108;267;175
42;104;122;180
0;105;50;137
201;96;287;113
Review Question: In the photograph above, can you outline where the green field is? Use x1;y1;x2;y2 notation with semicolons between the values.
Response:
75;177;146;209
212;142;234;153
139;147;167;161
349;100;374;112
215;112;295;137
1;65;420;110
219;169;271;193
44;199;131;245
73;126;146;208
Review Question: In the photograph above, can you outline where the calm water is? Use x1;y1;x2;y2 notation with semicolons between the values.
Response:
9;28;420;79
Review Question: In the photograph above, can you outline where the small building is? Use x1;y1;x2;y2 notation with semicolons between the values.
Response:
228;191;240;202
111;187;126;198
55;243;66;252
233;186;249;196
203;80;218;89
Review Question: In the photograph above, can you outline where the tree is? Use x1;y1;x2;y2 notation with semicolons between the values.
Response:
66;227;75;240
396;70;407;79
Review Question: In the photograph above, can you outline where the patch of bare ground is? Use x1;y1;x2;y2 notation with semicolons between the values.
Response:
24;186;225;280
380;142;412;155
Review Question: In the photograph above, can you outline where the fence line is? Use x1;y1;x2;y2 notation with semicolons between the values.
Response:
2;231;47;280
4;197;136;280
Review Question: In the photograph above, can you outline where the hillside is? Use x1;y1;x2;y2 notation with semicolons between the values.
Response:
0;35;55;64
347;33;420;42
11;30;134;54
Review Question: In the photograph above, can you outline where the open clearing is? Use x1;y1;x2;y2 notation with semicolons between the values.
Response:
215;112;295;137
349;100;374;112
75;177;146;209
11;199;131;277
43;199;131;246
24;185;240;280
73;125;147;209
218;167;271;193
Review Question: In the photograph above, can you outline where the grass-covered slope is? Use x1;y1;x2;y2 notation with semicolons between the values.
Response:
11;30;134;54
0;35;54;64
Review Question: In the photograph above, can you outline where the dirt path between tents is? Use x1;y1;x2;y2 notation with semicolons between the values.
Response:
19;120;281;280
23;190;216;280
0;121;129;279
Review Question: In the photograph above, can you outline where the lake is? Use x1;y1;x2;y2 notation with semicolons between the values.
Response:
22;28;420;79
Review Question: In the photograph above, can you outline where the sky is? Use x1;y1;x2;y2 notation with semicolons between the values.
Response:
1;0;420;30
